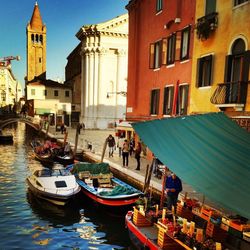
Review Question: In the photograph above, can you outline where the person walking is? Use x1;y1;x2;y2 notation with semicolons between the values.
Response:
134;141;142;170
129;137;135;156
60;123;65;134
107;134;115;157
122;139;129;167
165;172;182;212
117;136;124;157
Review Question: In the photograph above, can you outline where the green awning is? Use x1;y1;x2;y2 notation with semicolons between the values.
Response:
35;108;52;115
132;112;250;219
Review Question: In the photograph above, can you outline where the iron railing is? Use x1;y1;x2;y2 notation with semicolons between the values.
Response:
210;81;248;105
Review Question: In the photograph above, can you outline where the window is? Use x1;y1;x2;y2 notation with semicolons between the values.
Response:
39;57;42;63
31;89;35;96
31;34;34;42
224;38;248;103
54;90;58;97
167;34;176;65
196;55;213;87
39;35;43;44
1;90;6;101
180;26;191;60
150;89;160;115
149;41;162;69
65;90;70;97
44;89;47;96
163;86;174;115
176;85;189;115
205;0;216;15
234;0;249;6
156;0;163;12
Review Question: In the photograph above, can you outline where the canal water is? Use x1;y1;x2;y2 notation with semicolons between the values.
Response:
0;124;132;250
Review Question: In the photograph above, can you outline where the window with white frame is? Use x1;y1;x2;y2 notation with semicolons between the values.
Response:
167;34;176;65
176;85;189;115
31;89;35;96
150;89;160;115
163;86;174;115
180;26;191;60
196;55;213;87
156;0;163;12
149;41;162;69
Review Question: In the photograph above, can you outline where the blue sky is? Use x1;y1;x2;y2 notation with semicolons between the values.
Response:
1;0;128;90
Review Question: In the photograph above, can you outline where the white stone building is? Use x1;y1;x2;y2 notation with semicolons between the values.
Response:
0;64;22;110
76;13;128;129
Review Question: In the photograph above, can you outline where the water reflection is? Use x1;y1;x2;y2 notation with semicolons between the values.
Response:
0;124;131;249
26;189;81;226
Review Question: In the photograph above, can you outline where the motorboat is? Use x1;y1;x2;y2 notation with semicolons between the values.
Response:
67;162;143;208
0;131;13;144
26;167;81;206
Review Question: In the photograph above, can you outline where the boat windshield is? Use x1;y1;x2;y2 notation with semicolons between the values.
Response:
35;169;71;177
51;169;71;176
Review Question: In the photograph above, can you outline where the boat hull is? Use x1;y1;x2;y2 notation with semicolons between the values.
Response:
33;151;54;165
125;212;159;250
81;187;140;207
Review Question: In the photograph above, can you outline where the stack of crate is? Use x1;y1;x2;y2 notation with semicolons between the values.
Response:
157;227;185;250
176;203;194;221
132;207;152;227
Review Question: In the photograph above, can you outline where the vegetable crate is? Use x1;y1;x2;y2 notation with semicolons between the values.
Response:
133;207;152;227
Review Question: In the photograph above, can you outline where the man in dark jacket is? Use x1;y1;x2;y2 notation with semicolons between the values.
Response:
107;134;115;157
165;173;182;212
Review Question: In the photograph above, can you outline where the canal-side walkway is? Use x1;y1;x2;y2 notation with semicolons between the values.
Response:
45;126;196;200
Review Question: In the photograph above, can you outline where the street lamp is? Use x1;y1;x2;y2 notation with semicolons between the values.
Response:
106;91;127;98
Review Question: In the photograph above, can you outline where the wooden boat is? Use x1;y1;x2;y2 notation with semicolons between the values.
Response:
54;153;75;165
33;147;54;165
27;167;81;206
67;162;143;207
125;210;188;250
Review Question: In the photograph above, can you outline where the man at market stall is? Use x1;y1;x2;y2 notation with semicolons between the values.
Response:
165;172;182;212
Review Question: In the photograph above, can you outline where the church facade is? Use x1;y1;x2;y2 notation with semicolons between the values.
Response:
75;14;128;129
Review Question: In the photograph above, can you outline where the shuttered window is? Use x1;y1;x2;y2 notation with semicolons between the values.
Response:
196;55;213;87
149;41;162;69
180;26;191;60
176;85;189;115
163;86;174;115
156;0;163;12
150;89;160;115
167;34;176;65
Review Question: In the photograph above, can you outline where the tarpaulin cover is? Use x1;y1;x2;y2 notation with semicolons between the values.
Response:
132;112;250;219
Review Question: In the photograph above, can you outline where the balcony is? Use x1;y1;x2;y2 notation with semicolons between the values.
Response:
210;81;249;110
196;12;218;40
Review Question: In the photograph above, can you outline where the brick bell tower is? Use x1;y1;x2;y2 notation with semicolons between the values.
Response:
26;1;46;83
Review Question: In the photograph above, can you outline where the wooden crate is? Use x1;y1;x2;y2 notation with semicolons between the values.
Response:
133;207;152;227
206;221;228;242
157;228;185;250
176;204;194;221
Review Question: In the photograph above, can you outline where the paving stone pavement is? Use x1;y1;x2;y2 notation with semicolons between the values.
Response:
47;126;198;201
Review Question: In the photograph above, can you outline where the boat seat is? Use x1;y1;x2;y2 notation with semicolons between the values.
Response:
98;174;112;188
79;171;91;180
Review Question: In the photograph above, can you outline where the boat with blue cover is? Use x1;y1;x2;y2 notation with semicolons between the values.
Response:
67;162;143;207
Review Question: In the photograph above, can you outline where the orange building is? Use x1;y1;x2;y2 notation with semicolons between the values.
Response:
126;0;196;124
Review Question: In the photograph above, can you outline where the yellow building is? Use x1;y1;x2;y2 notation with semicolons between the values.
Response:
190;0;250;126
26;1;46;82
